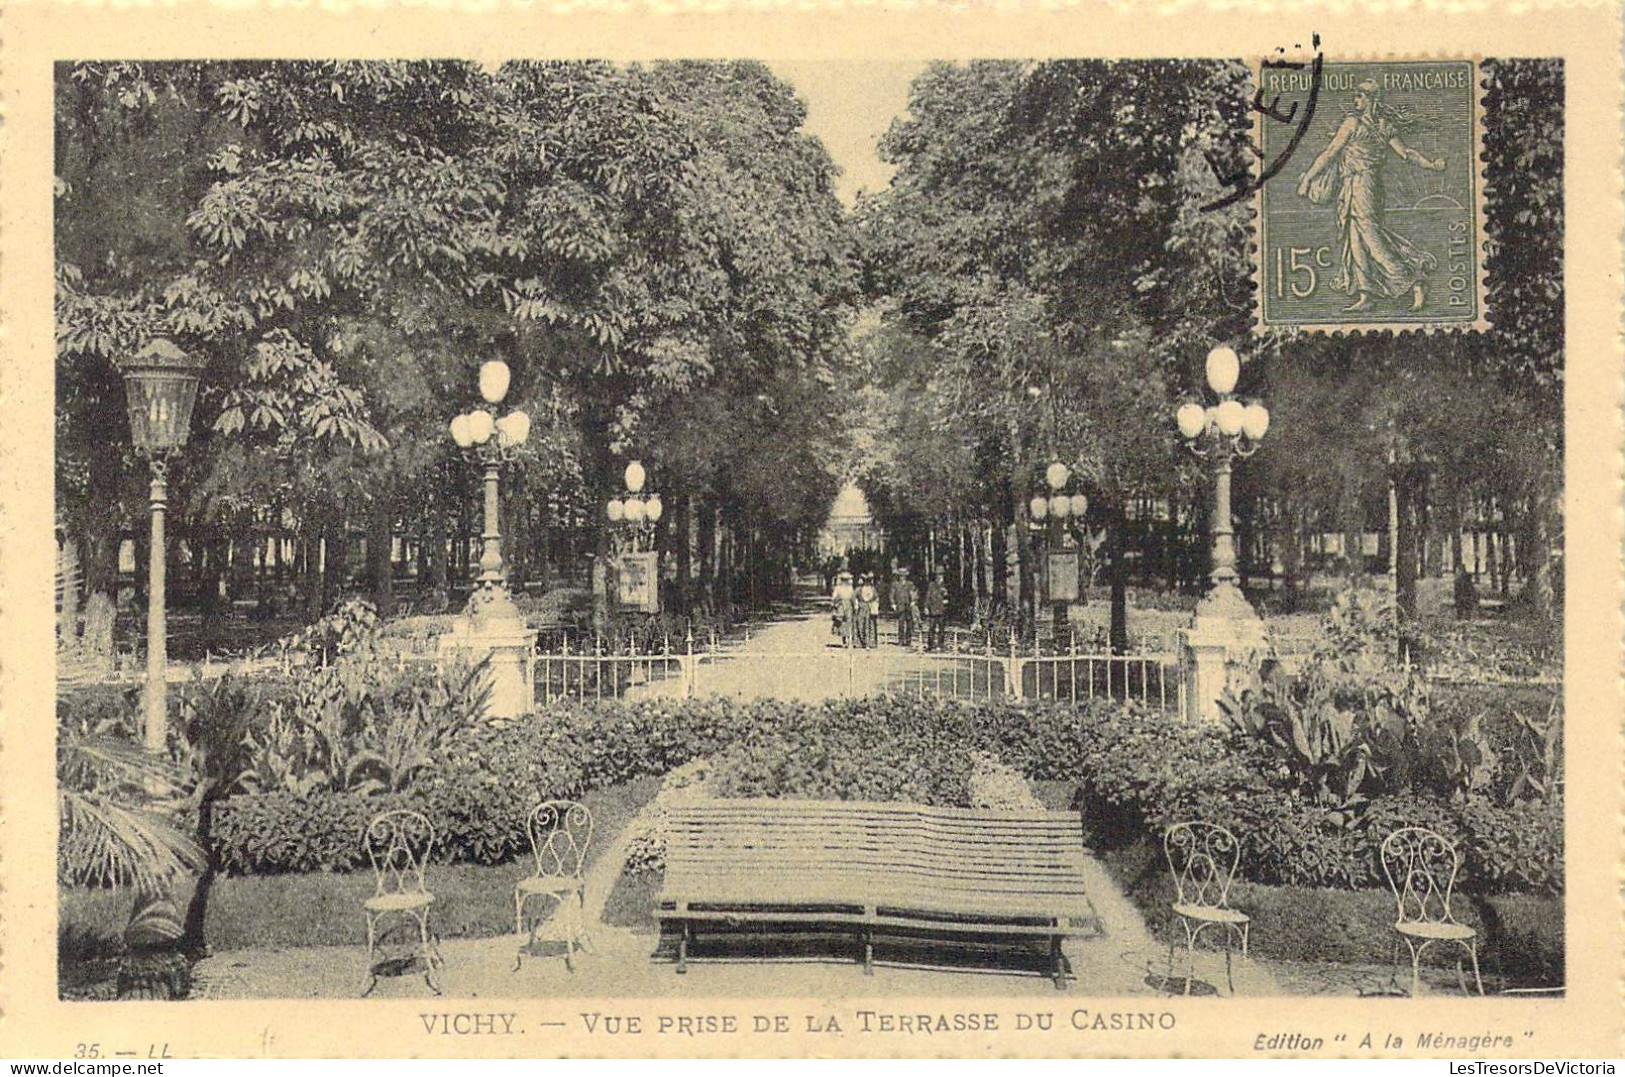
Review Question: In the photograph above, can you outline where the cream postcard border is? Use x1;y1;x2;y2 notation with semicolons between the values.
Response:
1;1;1620;1059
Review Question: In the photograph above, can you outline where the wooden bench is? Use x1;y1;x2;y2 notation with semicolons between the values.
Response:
657;799;1101;988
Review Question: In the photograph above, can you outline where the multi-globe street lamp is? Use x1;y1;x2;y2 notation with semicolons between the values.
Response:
448;360;531;624
119;339;205;754
1176;345;1271;721
1026;460;1088;638
1176;345;1270;611
606;460;663;553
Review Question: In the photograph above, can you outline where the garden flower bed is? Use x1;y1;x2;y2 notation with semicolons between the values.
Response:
59;596;1565;988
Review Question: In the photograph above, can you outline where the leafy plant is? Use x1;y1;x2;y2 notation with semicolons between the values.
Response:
57;725;202;891
1221;582;1495;815
239;611;493;797
1502;700;1563;804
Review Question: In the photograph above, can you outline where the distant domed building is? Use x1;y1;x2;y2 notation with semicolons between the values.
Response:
819;482;886;558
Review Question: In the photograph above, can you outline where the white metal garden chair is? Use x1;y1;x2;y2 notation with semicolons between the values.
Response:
1164;821;1252;995
1381;826;1484;997
361;809;441;995
515;800;594;972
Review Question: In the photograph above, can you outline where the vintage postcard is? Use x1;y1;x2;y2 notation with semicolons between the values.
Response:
1;0;1621;1061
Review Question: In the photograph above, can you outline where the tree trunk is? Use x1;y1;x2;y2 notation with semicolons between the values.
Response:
1527;479;1557;644
696;498;716;610
1395;467;1422;648
670;494;690;613
58;536;82;648
425;493;449;613
322;519;348;613
1108;497;1128;655
366;496;393;618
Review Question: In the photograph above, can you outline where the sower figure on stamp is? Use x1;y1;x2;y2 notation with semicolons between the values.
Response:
923;571;948;652
890;566;918;648
1297;79;1447;313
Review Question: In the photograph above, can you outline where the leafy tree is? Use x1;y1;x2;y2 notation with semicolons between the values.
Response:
861;60;1245;647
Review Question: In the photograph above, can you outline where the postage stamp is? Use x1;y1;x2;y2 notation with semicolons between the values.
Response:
1256;59;1486;333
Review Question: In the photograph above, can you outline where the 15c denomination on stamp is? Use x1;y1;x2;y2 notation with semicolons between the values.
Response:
1258;59;1485;333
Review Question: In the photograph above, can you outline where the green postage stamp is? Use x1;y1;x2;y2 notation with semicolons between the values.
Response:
1257;59;1485;332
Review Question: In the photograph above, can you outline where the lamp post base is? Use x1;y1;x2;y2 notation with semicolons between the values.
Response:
441;586;536;719
1179;580;1268;724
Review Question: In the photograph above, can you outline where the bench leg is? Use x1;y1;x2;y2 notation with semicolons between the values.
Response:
1050;935;1069;991
677;922;689;975
863;929;874;976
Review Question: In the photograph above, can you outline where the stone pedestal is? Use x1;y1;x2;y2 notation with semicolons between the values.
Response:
439;589;537;720
1179;580;1268;724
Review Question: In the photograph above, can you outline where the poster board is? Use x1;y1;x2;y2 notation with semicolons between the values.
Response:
616;550;660;613
1047;550;1080;603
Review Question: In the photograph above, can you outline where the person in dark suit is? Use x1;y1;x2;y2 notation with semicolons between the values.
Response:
890;567;918;648
922;571;948;651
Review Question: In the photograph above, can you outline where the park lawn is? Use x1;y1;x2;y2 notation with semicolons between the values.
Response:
601;868;664;932
60;775;662;954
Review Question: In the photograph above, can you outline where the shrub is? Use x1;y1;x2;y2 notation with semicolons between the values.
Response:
707;708;974;806
202;693;1563;896
210;792;385;874
236;642;491;798
1457;795;1564;895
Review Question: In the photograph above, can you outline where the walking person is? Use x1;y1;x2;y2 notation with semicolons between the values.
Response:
855;574;879;649
923;571;948;652
831;570;855;647
890;566;918;648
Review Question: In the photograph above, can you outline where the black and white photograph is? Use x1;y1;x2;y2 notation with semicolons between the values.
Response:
14;11;1611;1055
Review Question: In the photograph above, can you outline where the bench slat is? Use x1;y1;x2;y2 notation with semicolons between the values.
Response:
658;797;1096;981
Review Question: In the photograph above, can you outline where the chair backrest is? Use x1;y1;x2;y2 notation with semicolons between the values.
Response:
364;809;434;898
1164;821;1241;910
1381;826;1462;925
527;800;593;879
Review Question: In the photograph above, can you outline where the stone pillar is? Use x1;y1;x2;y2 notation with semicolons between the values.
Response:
1180;588;1268;723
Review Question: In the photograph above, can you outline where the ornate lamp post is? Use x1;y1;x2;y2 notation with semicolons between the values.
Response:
1027;461;1088;639
604;460;663;615
444;360;536;717
605;460;663;554
1176;345;1271;721
119;339;205;754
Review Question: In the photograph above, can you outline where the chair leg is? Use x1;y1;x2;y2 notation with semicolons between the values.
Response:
1409;939;1423;999
1388;936;1402;994
576;887;593;954
363;914;378;997
1224;930;1236;996
515;889;525;937
1166;929;1179;990
1241;922;1250;962
1466;940;1485;996
420;911;439;972
418;911;441;996
1183;921;1197;996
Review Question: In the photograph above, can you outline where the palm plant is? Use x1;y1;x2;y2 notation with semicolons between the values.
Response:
57;725;202;894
